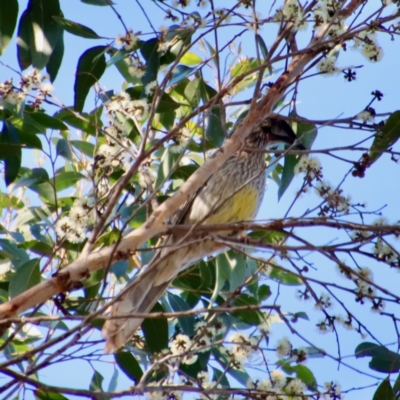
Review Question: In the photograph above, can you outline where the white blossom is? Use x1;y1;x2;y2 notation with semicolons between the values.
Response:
145;81;158;96
171;334;192;355
275;337;291;358
362;42;383;62
270;369;286;388
285;378;307;395
317;57;340;75
356;109;375;122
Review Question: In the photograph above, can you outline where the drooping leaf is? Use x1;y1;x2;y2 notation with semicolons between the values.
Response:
278;154;298;201
1;122;22;186
16;10;32;70
258;284;271;301
28;0;62;70
373;378;395;400
55;108;99;135
35;390;68;400
168;292;196;336
201;83;225;148
9;258;41;297
142;302;168;354
278;117;317;200
107;368;118;392
25;110;68;131
180;51;202;66
0;0;19;55
70;140;95;157
232;293;263;325
53;17;101;39
140;38;160;88
355;342;400;373
281;363;318;390
74;46;107;112
54;171;85;192
169;65;194;86
115;352;143;383
0;238;30;268
55;139;73;161
269;266;303;286
370;111;400;163
0;193;24;209
89;370;104;392
46;22;64;82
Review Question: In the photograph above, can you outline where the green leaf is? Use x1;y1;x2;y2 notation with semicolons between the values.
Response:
255;34;269;60
25;111;68;131
269;266;303;286
0;238;30;268
53;16;101;39
232;293;263;325
16;10;32;70
9;258;41;297
74;46;107;112
180;351;210;379
46;21;64;82
373;378;395;400
168;292;196;336
55;138;73;161
1;122;22;186
201;83;225;148
140;38;160;89
180;52;202;65
89;370;103;392
278;117;317;200
0;193;24;209
70;140;95;157
293;311;309;321
28;0;62;70
278;154;298;200
107;369;118;392
35;390;69;400
211;253;231;303
142;302;168;354
157;92;181;114
212;367;230;387
81;0;114;5
370;111;400;163
155;147;179;189
54;171;85;192
169;65;194;86
112;50;143;84
258;284;271;300
0;122;22;160
55;108;99;135
115;352;143;383
355;342;400;373
393;373;400;395
282;363;317;390
184;76;201;107
0;0;18;55
291;116;318;150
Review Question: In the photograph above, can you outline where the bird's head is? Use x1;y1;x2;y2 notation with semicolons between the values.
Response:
247;118;306;151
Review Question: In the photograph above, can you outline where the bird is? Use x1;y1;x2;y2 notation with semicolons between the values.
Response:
102;117;304;353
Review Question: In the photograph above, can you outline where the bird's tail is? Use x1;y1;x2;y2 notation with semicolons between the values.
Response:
102;240;223;353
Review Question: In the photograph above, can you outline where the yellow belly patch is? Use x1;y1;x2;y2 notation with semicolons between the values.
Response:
205;186;259;224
